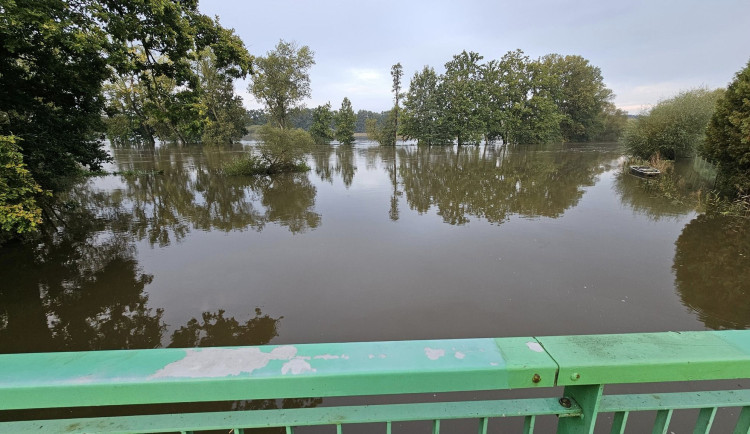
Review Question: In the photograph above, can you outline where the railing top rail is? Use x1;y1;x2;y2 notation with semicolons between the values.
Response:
0;331;748;411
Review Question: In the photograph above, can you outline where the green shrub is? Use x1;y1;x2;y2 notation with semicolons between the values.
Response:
623;88;723;160
224;125;312;175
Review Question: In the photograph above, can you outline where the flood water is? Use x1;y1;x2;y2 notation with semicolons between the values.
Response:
2;140;749;432
1;141;748;354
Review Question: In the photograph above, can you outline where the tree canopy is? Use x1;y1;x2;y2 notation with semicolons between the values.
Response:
250;40;315;130
400;49;623;146
0;0;251;240
0;0;251;189
334;98;356;145
701;59;750;198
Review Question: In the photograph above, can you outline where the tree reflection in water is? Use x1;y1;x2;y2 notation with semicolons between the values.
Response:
108;144;321;246
392;144;612;225
613;169;696;221
0;194;316;426
674;215;750;329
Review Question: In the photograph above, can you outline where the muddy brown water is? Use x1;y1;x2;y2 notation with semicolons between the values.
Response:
1;141;747;432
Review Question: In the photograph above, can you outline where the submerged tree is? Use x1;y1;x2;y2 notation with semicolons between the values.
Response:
250;40;315;129
310;103;334;144
195;48;249;145
540;54;615;142
391;62;404;145
399;49;621;146
334;98;356;145
440;51;487;145
0;0;251;242
401;66;448;145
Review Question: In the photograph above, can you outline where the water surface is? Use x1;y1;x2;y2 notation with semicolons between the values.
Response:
1;141;747;355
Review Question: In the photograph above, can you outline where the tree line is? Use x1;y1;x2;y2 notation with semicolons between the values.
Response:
391;50;628;146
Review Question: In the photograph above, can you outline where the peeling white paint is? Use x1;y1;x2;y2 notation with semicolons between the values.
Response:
454;351;466;359
314;354;340;360
341;355;350;360
368;354;375;359
425;347;445;360
526;342;544;353
281;358;315;375
490;362;499;366
69;375;97;384
152;346;298;378
379;354;387;359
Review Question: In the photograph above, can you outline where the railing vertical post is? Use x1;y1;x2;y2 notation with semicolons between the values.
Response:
556;384;604;434
735;406;750;434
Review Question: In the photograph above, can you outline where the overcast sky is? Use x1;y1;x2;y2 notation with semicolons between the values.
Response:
199;0;750;114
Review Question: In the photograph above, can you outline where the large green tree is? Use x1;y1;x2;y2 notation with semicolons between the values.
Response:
0;0;251;190
401;66;449;145
0;0;252;243
194;48;249;146
309;103;334;144
249;40;315;129
540;54;614;142
701;59;750;197
440;51;487;145
334;98;356;145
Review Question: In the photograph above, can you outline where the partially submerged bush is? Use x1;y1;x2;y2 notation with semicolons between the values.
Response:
623;88;723;160
224;125;313;175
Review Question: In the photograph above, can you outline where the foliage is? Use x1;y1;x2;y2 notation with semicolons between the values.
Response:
366;108;398;146
391;63;404;145
258;125;313;170
1;0;251;191
104;47;248;146
0;136;47;238
249;40;315;129
247;109;268;126
701;59;750;198
540;54;615;141
703;192;750;218
224;126;313;176
195;48;249;146
400;49;619;146
623;88;723;160
334;98;356;145
440;51;487;145
355;110;385;133
401;66;450;145
594;103;629;141
309;103;334;144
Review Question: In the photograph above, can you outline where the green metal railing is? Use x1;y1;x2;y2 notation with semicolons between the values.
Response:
1;331;749;433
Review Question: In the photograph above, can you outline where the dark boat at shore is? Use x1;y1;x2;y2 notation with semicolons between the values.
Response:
630;165;661;178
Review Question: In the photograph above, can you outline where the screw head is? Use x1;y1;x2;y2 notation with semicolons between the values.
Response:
559;397;572;408
570;372;580;381
532;373;541;383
